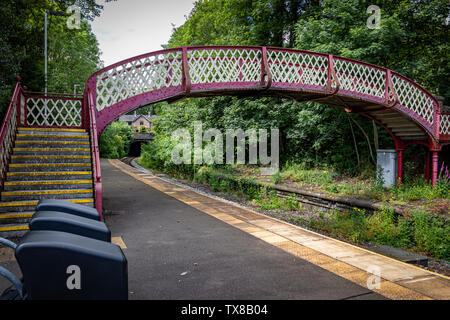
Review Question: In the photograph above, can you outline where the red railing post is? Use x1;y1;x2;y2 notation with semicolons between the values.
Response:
397;148;404;184
182;47;191;96
260;47;272;89
385;69;398;109
425;150;431;183
327;55;339;95
0;77;22;189
85;77;103;219
434;97;442;141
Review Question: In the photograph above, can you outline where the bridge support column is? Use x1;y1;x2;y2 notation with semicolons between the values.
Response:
425;150;431;183
431;150;439;186
396;149;404;185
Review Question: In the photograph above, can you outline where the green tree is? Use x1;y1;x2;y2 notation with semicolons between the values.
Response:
99;121;134;158
45;18;102;93
143;0;449;177
295;0;450;102
0;0;116;112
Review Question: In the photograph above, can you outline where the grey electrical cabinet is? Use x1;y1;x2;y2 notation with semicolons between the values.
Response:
377;149;398;187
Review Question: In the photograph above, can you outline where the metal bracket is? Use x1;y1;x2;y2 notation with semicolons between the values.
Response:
385;69;398;109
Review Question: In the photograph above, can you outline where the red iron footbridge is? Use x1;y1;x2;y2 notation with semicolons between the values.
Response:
1;46;449;225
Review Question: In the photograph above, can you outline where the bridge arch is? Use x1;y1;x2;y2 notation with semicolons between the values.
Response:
84;46;449;185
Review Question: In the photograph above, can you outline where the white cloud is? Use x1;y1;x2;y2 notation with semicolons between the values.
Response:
91;0;195;67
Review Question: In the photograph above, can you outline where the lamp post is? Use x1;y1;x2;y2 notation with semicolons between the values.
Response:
44;11;47;95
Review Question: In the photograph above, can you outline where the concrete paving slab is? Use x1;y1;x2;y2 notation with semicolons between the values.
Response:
103;159;385;300
106;159;450;300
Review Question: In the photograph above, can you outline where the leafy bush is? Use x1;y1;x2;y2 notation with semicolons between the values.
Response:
435;163;450;198
99;121;134;159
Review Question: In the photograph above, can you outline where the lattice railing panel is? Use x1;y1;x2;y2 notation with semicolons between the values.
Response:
267;50;328;88
88;46;444;140
441;114;450;135
0;100;17;179
96;51;183;111
392;74;435;125
27;98;82;127
334;58;386;99
188;48;261;84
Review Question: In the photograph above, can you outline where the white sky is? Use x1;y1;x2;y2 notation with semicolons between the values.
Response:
91;0;196;67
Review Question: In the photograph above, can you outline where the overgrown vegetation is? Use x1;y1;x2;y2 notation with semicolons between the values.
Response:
291;208;449;261
277;162;450;202
99;121;133;159
142;0;449;180
1;0;116;113
136;3;449;261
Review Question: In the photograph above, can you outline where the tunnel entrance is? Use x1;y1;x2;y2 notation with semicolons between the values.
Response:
129;133;154;157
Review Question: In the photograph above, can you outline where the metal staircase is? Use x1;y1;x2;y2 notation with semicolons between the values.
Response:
0;128;94;237
0;78;102;238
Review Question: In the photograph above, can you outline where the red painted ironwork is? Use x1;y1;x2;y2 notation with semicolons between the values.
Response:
0;78;23;190
385;69;398;109
260;47;272;89
85;46;443;144
431;151;439;186
1;46;448;198
397;149;404;184
24;92;84;128
87;88;103;218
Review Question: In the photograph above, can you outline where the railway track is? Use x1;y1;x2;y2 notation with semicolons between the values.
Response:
121;157;399;216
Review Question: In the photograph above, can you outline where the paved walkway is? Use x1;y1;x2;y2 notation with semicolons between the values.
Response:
107;159;450;300
103;160;387;300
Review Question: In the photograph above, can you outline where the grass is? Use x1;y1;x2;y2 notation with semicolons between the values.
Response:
279;162;339;185
288;206;450;261
276;162;450;205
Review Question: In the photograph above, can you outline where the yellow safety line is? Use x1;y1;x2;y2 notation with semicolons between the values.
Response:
7;171;92;176
19;128;86;133
109;159;450;300
11;155;91;159
0;226;29;232
10;163;91;167
2;189;93;196
4;180;93;186
0;213;34;219
0;199;93;207
13;148;90;152
15;141;90;145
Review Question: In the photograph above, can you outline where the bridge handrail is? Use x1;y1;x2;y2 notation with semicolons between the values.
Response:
85;46;442;141
87;89;103;219
390;71;440;138
440;112;450;136
0;79;24;189
23;92;84;128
